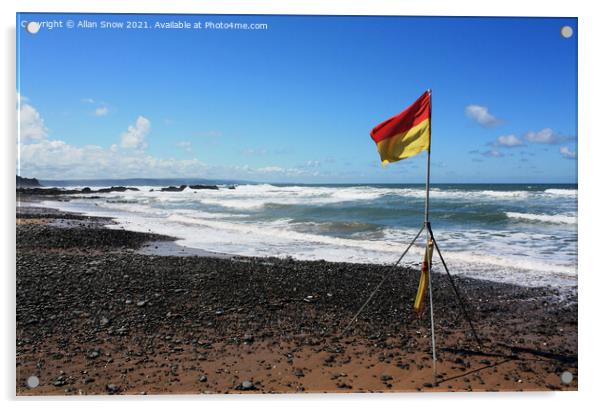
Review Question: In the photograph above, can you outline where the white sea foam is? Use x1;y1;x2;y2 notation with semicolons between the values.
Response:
506;212;577;225
67;184;569;213
32;182;578;289
545;188;578;196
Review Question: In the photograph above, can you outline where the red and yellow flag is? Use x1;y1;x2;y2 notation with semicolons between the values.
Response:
370;91;431;165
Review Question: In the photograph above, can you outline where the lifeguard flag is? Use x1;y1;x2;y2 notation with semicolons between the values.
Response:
370;90;431;166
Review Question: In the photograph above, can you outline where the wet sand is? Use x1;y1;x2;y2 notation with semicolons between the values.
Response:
16;203;577;394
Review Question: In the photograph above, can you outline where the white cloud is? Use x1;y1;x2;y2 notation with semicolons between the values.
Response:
255;166;311;176
524;128;562;144
560;146;576;159
19;138;208;179
241;148;268;156
82;98;95;104
18;99;48;142
496;134;524;147
481;149;504;158
94;106;109;116
465;105;500;127
16;99;320;181
120;116;150;150
256;166;284;173
176;140;193;153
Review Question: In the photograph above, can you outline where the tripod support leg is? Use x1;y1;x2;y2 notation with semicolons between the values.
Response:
340;225;425;336
427;224;483;349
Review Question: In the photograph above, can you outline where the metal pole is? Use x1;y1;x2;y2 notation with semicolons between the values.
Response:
424;89;432;224
424;89;437;385
426;227;437;385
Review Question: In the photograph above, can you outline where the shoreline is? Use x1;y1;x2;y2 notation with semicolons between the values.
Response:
19;192;579;291
16;201;578;394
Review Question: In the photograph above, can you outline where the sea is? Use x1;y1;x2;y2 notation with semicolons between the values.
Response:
33;181;578;289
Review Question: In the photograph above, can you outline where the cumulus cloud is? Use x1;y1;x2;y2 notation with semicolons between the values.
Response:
16;98;318;181
524;128;574;144
19;98;48;142
560;146;576;159
120;116;150;150
19;138;209;179
94;106;109;116
465;105;500;127
524;128;557;144
495;134;524;147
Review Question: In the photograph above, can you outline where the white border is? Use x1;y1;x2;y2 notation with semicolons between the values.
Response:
3;1;600;408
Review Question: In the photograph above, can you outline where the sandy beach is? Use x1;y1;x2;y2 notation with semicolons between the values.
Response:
16;201;578;394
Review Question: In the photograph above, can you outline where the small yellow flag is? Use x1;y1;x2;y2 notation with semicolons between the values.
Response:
414;239;434;315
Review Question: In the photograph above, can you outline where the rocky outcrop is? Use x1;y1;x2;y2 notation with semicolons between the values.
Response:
189;184;219;190
17;186;140;196
16;176;42;188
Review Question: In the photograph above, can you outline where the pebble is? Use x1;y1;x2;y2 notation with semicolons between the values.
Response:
238;380;256;390
106;384;120;394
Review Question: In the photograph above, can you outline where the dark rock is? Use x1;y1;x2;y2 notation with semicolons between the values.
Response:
160;185;187;192
189;185;219;190
380;374;393;382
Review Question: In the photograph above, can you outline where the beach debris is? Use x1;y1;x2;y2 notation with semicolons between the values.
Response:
99;317;110;326
87;349;101;359
198;375;208;383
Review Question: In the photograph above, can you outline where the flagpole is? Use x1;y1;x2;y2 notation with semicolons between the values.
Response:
424;89;432;223
425;89;437;386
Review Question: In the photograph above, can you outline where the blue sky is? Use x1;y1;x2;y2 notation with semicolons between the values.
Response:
17;13;577;183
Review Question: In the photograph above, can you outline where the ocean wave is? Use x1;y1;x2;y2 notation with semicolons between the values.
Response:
506;212;577;224
545;188;578;196
34;199;578;286
162;214;574;275
91;184;574;213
